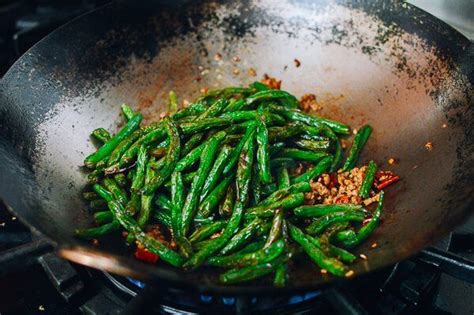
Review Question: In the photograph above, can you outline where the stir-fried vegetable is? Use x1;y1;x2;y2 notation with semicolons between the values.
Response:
77;82;398;286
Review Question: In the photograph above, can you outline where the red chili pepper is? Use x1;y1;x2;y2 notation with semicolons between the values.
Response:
135;248;159;264
376;175;400;190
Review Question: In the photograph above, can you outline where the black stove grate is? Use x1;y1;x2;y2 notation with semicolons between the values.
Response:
1;199;472;315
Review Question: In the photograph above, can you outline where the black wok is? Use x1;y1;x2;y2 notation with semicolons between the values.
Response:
0;0;473;294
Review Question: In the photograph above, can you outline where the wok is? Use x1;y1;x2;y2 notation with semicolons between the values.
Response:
0;0;473;294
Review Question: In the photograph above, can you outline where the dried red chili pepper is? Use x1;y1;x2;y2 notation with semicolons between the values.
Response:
135;248;159;264
376;175;400;190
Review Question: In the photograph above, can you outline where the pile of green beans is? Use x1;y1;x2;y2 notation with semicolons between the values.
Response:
77;83;388;285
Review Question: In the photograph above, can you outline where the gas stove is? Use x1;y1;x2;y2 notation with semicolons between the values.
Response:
1;198;473;314
0;1;473;314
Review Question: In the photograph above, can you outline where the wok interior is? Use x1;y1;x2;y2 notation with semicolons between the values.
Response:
1;1;472;291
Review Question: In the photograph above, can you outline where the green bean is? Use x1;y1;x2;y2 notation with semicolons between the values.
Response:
127;168;135;181
155;193;173;211
142;118;181;195
223;122;256;175
270;157;296;169
94;211;113;225
138;160;156;227
176;146;205;174
131;145;148;192
119;126;166;168
83;191;98;201
219;254;288;284
292;156;333;183
91;128;111;144
182;133;204;156
179;117;232;135
168;91;178;114
121;104;135;120
148;146;167;158
264;209;284;248
259;182;311;207
164;171;196;188
189;220;227;243
183;134;255;269
170;172;184;243
197;99;228;120
250;164;262;206
208;239;284;268
75;221;119;239
274;263;288;287
154;211;172;227
219;218;266;255
268;123;305;142
90;199;107;210
108;200;185;267
250;81;270;91
295;139;331;151
219;183;235;217
288;224;346;276
198;175;233;218
200;87;251;102
105;130;143;173
232;239;266;255
181;131;226;235
359;160;377;199
93;184;114;202
86;163;104;180
222;134;243;145
330;139;343;172
294;204;364;217
172;102;207;120
341;191;384;248
256;111;271;184
246;193;305;218
269;142;286;156
267;112;288;126
276;148;328;162
220;110;258;123
84;114;142;168
342;124;372;171
317;224;357;264
261;183;278;196
305;211;366;235
305;126;342;172
334;229;358;245
201;145;233;201
305;232;356;264
169;171;193;257
77;185;118;238
277;167;290;189
246;90;299;109
126;193;140;215
224;98;245;112
271;105;350;135
114;173;127;187
102;178;128;206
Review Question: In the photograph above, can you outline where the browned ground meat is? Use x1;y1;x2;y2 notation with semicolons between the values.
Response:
304;167;380;206
299;93;322;112
261;74;282;90
138;224;177;250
